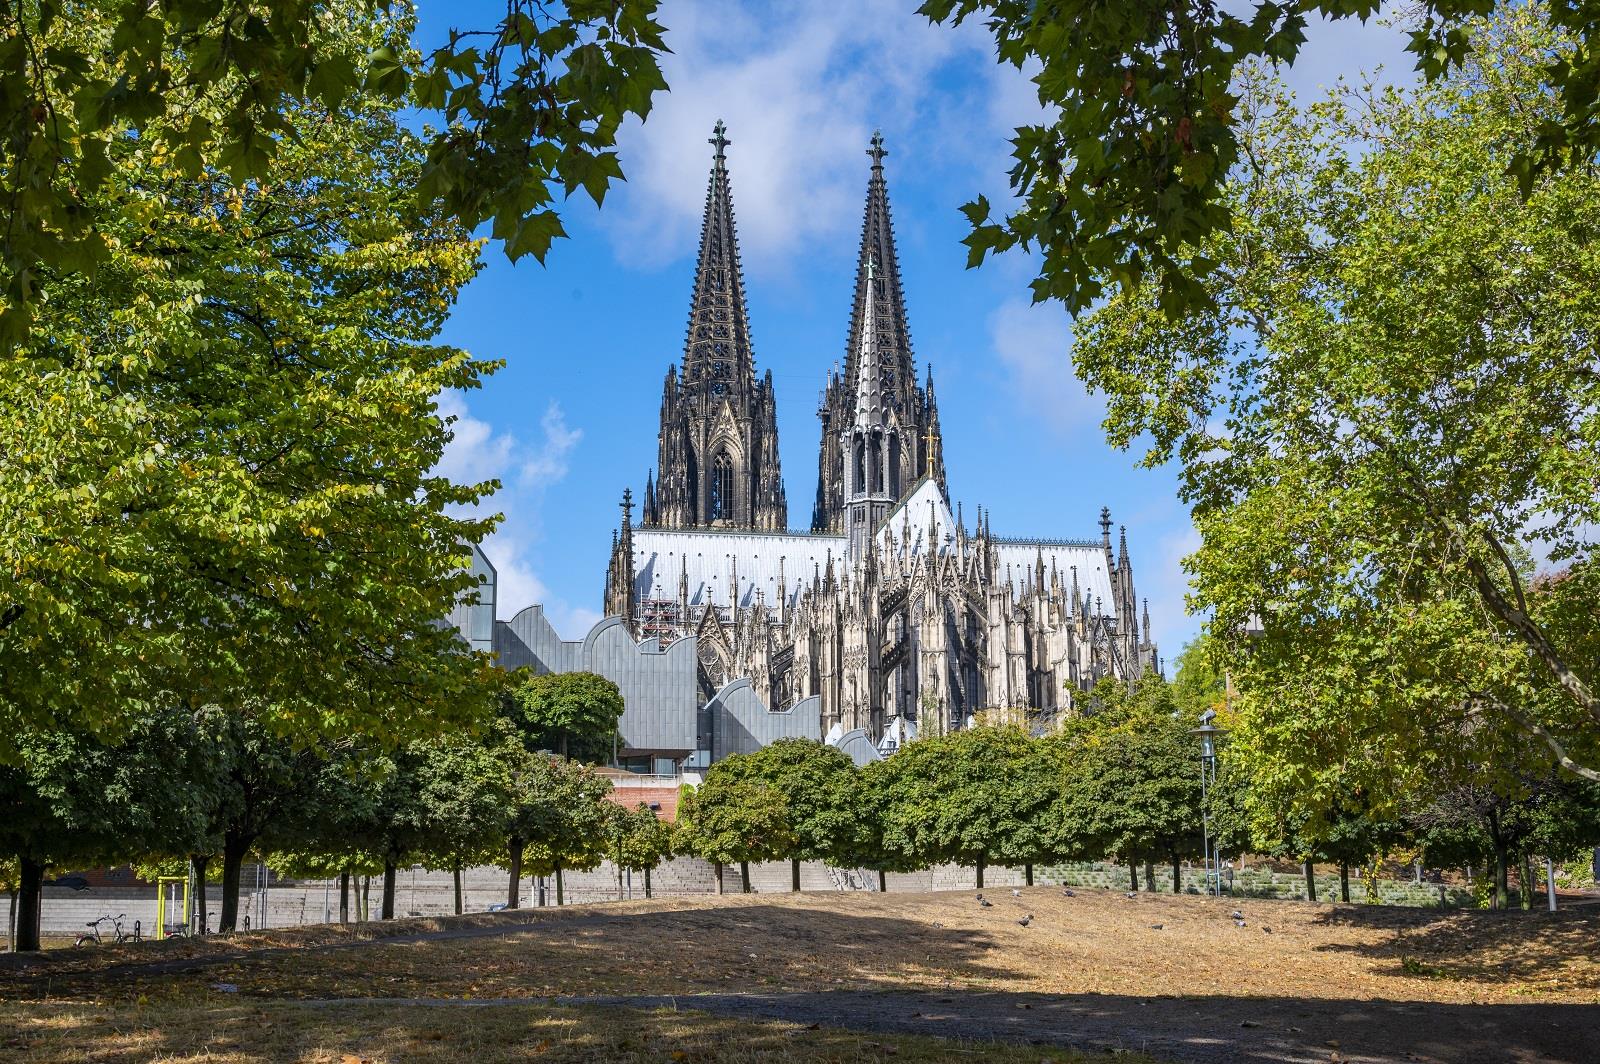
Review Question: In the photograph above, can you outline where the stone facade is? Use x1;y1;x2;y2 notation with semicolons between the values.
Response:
604;126;1161;747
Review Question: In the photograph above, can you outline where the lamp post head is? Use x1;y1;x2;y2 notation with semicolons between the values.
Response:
1191;710;1223;761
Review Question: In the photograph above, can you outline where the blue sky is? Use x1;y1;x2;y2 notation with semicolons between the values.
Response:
417;1;1415;665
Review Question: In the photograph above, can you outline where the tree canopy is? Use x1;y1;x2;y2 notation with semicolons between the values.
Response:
1;4;501;755
676;769;794;893
1070;5;1600;791
504;671;625;762
874;723;1060;885
922;0;1600;318
0;0;668;346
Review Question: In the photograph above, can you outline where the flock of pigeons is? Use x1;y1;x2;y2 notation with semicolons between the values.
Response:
971;888;1274;935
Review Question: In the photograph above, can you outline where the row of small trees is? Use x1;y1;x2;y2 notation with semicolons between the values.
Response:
2;670;645;950
677;667;1600;906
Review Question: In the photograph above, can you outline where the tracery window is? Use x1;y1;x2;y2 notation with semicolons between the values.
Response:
710;452;734;522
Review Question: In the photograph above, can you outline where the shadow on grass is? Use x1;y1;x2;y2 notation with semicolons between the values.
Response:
7;987;1595;1064
2;901;1013;1004
1306;901;1600;990
552;987;1597;1064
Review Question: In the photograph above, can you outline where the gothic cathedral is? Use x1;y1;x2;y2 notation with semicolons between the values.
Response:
605;124;1160;744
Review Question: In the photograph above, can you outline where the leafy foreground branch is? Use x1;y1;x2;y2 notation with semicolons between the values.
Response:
1070;4;1600;784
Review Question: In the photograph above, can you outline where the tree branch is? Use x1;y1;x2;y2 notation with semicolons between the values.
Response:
1478;695;1600;783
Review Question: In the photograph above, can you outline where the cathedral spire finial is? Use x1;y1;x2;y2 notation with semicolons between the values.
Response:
709;119;731;166
868;129;888;170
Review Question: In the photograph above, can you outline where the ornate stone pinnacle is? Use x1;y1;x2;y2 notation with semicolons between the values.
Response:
709;120;731;162
867;129;887;169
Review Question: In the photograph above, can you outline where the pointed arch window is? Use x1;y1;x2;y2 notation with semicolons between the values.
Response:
710;451;734;522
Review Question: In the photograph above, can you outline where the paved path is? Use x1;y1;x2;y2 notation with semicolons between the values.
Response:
297;989;1595;1064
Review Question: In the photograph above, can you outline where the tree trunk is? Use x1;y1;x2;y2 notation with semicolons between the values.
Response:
975;860;985;890
1340;861;1351;903
191;854;210;933
453;863;463;915
15;856;43;952
380;861;397;920
1494;841;1509;911
361;875;371;922
715;862;725;894
1129;862;1139;892
1304;860;1317;902
791;857;801;892
555;865;565;905
218;831;253;932
1025;863;1034;886
1143;861;1155;891
739;860;751;893
7;888;15;953
507;836;523;909
339;870;350;924
1172;856;1182;894
1520;853;1535;910
878;869;887;893
644;866;652;899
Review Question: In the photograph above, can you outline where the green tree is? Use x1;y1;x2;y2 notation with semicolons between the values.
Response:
504;671;626;763
502;752;612;907
1;3;501;759
924;0;1600;318
1068;5;1600;794
1060;679;1205;893
712;739;865;891
601;801;674;899
412;731;515;914
0;712;215;950
676;771;794;894
0;0;667;344
874;724;1057;888
1171;637;1227;718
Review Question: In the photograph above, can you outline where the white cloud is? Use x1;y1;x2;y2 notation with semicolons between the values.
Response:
435;391;593;627
988;296;1102;434
518;403;582;488
434;391;515;487
603;0;1006;269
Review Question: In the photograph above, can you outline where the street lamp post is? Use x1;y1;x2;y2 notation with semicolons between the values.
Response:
1192;710;1224;897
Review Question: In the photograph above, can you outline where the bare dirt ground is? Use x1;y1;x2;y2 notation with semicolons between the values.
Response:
4;887;1596;1063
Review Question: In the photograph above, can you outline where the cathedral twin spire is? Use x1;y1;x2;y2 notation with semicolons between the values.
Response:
644;120;785;531
641;123;942;538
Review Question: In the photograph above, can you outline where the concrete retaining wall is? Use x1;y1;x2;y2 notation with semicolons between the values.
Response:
25;857;1472;937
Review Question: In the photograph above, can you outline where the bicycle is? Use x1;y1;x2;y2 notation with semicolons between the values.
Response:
74;913;138;947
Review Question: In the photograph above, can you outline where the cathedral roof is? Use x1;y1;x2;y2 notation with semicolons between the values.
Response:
631;527;845;611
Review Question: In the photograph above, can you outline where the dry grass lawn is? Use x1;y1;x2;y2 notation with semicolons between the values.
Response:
3;886;1597;1063
0;997;1126;1064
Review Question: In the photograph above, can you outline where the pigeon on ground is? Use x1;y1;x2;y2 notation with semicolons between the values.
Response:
1234;919;1247;928
980;898;993;907
1263;926;1273;934
1062;889;1076;897
1018;914;1032;927
1125;891;1138;899
975;893;984;900
1149;923;1164;930
1012;888;1022;898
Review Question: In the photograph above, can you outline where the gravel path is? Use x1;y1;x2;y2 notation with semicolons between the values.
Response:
296;989;1595;1064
